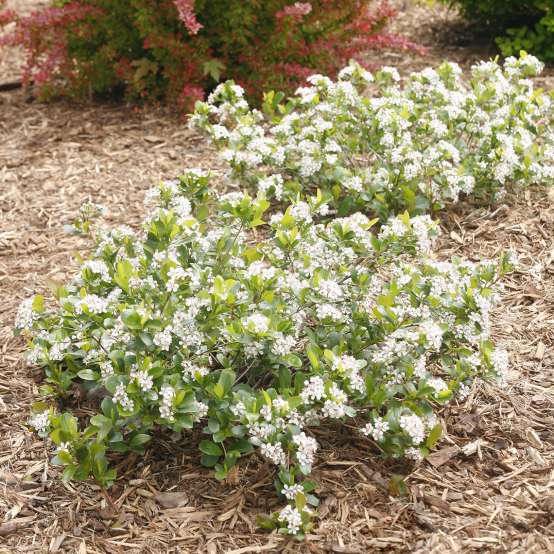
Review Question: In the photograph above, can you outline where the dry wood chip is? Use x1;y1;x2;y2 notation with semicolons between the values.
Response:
154;491;189;508
422;494;450;512
525;427;543;449
0;516;35;536
534;341;546;360
225;544;280;554
426;445;460;468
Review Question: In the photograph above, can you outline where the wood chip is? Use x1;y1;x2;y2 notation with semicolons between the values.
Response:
155;491;189;508
426;445;460;468
534;341;546;360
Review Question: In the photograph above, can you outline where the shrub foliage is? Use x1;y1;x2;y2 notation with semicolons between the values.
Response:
19;173;512;536
0;0;422;109
16;55;554;537
192;54;554;219
442;0;554;63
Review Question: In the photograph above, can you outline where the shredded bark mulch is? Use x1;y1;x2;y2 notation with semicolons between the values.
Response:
1;1;553;552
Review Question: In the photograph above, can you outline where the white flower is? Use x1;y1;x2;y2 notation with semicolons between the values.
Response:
193;401;209;421
159;385;175;420
317;279;343;301
154;328;173;351
405;447;423;462
182;361;209;381
48;339;70;361
279;505;303;535
82;260;110;281
282;483;304;500
76;294;109;315
114;383;134;412
130;367;153;392
400;413;426;445
300;376;325;404
315;304;344;322
245;313;270;334
260;442;286;466
491;348;509;383
292;432;318;467
427;377;448;394
56;442;71;454
271;333;296;357
29;410;50;433
231;401;247;418
362;417;389;441
290;201;312;222
99;360;114;380
15;298;37;330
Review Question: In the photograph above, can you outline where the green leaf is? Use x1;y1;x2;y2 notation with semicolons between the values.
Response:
133;58;158;84
130;433;151;448
306;344;320;370
59;413;78;437
278;366;292;389
32;295;44;313
229;438;254;454
200;454;220;468
77;369;98;381
389;474;409;497
199;440;223;457
139;332;154;348
214;464;228;480
284;354;302;368
213;431;227;443
207;418;220;433
426;423;443;448
202;59;225;82
213;383;225;399
121;309;142;330
62;465;78;481
256;514;277;530
218;369;235;394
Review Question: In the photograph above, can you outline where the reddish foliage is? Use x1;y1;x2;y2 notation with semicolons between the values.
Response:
0;0;425;110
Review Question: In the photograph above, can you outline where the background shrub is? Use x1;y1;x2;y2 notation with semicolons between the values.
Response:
0;0;423;110
442;0;554;63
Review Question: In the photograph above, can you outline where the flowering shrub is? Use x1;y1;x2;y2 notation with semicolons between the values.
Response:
17;170;513;537
0;0;422;109
192;53;554;219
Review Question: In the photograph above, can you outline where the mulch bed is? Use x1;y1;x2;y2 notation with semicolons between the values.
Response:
1;1;553;552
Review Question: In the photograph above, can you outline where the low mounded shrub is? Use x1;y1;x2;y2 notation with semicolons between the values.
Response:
17;169;514;537
192;53;554;219
441;0;554;63
0;0;422;110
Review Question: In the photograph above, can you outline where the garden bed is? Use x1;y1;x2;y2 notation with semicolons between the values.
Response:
1;1;554;552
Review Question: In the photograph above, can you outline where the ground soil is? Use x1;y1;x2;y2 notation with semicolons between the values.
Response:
1;1;553;552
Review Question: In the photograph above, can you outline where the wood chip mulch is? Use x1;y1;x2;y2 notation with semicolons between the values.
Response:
1;1;554;552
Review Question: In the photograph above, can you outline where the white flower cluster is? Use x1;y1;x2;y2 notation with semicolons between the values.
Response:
29;410;50;434
193;54;553;216
15;297;38;331
399;413;426;446
159;385;175;421
19;62;523;535
362;417;389;442
114;383;134;412
278;505;304;535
